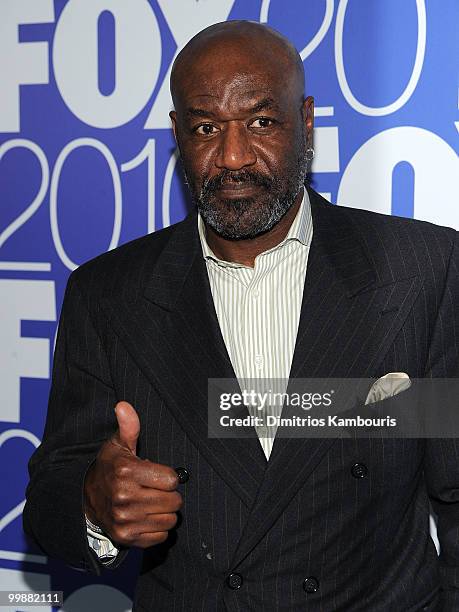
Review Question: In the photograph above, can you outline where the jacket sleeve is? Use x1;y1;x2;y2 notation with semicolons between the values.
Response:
423;230;459;611
23;270;129;576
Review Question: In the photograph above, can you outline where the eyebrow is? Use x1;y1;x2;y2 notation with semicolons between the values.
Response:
185;97;280;119
250;97;279;113
186;107;214;118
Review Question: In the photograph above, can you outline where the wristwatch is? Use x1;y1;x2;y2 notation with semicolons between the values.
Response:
85;513;104;534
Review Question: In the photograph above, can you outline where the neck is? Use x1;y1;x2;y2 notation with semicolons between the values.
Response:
204;190;303;268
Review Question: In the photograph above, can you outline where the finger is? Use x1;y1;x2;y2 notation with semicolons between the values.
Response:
131;460;179;491
111;508;179;531
109;514;178;546
138;512;179;533
130;531;169;548
113;488;182;514
112;401;140;455
110;528;170;549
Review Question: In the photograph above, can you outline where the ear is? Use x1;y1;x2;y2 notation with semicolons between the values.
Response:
169;110;178;142
302;96;314;148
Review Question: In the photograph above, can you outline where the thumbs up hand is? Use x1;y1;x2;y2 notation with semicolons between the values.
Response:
84;401;182;549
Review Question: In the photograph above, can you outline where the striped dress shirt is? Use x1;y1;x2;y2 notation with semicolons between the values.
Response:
87;187;313;559
198;187;313;460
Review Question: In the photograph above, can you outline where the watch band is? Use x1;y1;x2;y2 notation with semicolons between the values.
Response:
85;514;104;534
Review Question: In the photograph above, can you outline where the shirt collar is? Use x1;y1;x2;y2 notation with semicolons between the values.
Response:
197;187;312;266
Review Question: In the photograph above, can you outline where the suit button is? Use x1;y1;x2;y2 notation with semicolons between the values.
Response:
227;573;243;590
303;576;319;593
175;467;189;484
351;463;368;478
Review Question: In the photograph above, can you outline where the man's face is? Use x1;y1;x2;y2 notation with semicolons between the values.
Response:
171;48;313;240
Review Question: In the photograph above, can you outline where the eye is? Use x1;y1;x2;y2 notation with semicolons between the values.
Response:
250;117;276;129
194;123;219;136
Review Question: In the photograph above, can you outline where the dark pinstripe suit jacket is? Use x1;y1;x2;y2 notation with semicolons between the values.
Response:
24;188;459;611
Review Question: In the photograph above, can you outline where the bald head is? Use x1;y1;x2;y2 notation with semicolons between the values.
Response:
170;21;305;107
168;20;314;246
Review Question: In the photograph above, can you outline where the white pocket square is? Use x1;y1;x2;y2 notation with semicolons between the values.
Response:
365;372;411;405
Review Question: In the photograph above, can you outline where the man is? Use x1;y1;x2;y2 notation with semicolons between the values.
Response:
24;21;458;611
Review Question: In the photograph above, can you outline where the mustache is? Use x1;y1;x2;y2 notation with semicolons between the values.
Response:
201;169;275;195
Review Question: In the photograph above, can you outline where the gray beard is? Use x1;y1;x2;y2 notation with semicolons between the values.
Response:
197;185;300;240
187;150;309;241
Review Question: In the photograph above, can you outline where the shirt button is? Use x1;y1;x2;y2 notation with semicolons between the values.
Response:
226;573;243;590
175;467;190;484
303;576;319;593
252;289;259;298
351;463;368;478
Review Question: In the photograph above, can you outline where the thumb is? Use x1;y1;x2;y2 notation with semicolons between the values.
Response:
112;401;140;455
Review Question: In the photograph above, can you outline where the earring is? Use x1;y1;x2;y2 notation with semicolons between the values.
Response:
305;147;315;161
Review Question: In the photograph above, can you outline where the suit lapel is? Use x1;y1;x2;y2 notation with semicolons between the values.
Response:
230;189;422;566
102;213;267;510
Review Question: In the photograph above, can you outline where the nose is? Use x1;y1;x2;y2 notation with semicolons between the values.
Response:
215;122;257;171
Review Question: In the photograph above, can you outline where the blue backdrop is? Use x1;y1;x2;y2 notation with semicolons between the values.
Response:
1;1;458;610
